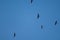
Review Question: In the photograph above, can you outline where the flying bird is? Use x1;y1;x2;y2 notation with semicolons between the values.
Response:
54;20;57;25
37;13;39;19
41;25;43;29
31;0;33;4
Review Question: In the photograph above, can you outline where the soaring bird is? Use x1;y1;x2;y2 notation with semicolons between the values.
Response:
14;32;16;37
55;20;57;25
31;0;33;4
37;13;39;19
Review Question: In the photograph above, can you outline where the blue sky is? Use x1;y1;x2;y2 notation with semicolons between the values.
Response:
0;0;60;40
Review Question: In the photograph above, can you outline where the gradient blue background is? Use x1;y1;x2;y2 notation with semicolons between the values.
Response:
0;0;60;40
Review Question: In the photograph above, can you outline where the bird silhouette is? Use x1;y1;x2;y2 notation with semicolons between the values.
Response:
54;20;57;25
37;13;39;19
31;0;33;4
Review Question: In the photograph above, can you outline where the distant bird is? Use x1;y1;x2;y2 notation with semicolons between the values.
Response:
41;25;43;29
14;32;16;38
31;0;33;4
54;20;57;25
37;13;39;19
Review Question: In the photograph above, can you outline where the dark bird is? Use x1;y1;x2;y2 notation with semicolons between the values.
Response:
54;20;57;25
14;32;16;37
41;25;43;29
31;0;33;4
37;13;39;19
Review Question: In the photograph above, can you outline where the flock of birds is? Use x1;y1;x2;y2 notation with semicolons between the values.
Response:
13;0;58;38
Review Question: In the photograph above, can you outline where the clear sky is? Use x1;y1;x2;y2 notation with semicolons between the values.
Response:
0;0;60;40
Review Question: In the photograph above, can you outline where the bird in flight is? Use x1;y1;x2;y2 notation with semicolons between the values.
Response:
31;0;33;4
37;13;40;19
54;20;57;25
